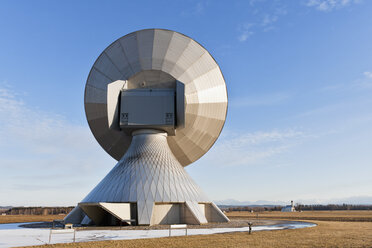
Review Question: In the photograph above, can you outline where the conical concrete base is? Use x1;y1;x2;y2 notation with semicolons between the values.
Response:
65;130;229;225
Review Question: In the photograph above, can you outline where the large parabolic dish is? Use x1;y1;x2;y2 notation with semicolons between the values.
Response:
66;29;230;226
85;29;228;166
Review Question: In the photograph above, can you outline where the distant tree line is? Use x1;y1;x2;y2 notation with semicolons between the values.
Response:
220;204;372;212
220;205;282;212
295;204;372;211
5;207;74;215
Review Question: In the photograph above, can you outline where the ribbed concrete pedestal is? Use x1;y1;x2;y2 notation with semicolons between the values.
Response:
65;130;229;225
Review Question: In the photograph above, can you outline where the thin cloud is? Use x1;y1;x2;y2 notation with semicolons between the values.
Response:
321;71;372;92
180;1;207;16
364;71;372;78
237;1;287;42
248;0;266;6
230;92;291;108
238;23;254;42
356;71;372;89
0;86;114;205
261;13;280;32
204;129;305;167
306;0;361;11
195;2;204;14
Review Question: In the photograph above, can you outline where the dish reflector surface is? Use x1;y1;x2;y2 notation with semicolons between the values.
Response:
85;29;228;166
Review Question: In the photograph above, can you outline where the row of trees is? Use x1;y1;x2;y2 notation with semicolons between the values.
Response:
221;205;282;212
221;204;372;212
295;204;372;211
5;207;74;215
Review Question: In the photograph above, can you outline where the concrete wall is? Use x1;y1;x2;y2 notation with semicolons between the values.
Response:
79;204;107;225
198;203;205;215
204;203;230;223
183;204;200;224
151;203;182;225
150;203;200;225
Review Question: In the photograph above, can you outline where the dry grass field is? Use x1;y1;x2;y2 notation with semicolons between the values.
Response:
13;210;372;248
0;214;66;224
22;220;372;248
228;210;372;222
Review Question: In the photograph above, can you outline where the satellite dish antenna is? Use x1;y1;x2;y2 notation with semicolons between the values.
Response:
65;29;229;226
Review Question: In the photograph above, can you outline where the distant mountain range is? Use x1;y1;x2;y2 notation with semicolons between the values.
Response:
2;196;372;208
215;196;372;206
215;199;289;206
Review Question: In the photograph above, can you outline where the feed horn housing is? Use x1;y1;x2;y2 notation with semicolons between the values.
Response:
65;29;229;226
107;80;185;136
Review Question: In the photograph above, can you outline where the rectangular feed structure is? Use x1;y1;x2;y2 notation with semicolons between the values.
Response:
120;89;175;135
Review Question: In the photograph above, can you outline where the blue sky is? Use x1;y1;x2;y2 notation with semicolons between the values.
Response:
1;0;372;206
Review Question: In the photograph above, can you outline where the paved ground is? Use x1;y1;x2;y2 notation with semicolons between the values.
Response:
0;220;315;248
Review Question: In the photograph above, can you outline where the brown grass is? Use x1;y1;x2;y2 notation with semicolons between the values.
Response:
16;211;372;248
20;220;372;248
227;210;372;222
0;214;66;224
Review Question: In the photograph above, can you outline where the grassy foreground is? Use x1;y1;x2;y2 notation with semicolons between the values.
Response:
228;210;372;222
14;210;372;248
0;215;66;224
21;220;372;248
